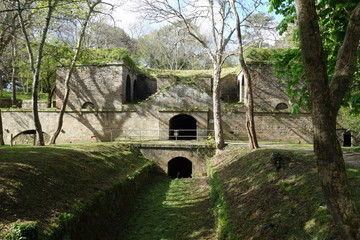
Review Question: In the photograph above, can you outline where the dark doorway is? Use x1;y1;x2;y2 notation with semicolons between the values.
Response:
169;114;197;140
168;157;192;178
133;80;139;101
344;131;352;147
125;75;131;103
81;102;95;110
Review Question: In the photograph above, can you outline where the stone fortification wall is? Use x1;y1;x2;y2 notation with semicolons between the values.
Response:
56;63;137;110
1;109;312;145
239;62;290;110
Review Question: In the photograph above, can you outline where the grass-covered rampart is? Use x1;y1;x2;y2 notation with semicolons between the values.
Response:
0;143;158;239
210;145;360;240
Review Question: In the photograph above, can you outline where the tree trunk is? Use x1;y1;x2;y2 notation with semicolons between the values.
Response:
50;1;99;144
212;66;225;151
229;0;259;150
0;110;5;146
11;40;17;107
244;66;259;150
295;0;360;238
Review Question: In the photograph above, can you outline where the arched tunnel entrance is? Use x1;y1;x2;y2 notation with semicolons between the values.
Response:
169;114;197;140
168;157;192;178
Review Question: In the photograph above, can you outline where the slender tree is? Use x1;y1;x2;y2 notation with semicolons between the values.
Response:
229;0;259;150
138;0;238;151
294;0;360;238
15;0;60;145
50;0;104;144
0;110;4;145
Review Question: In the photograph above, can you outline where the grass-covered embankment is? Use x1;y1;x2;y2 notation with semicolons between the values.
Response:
119;177;215;240
210;145;360;240
0;143;156;239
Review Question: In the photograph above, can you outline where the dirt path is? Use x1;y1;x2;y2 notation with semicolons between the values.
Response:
108;176;215;240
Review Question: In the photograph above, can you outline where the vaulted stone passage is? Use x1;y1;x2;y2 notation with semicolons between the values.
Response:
344;131;352;147
169;114;197;140
125;75;131;103
168;157;192;178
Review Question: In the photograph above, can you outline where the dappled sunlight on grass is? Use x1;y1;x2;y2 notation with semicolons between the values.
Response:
212;145;344;239
123;177;215;240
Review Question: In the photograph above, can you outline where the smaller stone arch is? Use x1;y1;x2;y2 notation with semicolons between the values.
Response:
169;114;197;140
168;157;192;178
125;75;132;103
12;130;49;145
275;103;289;111
81;102;95;110
343;131;352;147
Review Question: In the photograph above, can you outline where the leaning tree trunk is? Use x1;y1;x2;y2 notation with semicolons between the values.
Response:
50;1;99;144
212;66;225;151
229;0;259;150
0;110;5;145
295;0;360;238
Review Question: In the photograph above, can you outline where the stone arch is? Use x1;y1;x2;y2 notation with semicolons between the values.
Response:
81;102;95;110
275;102;289;111
125;75;132;103
133;79;139;101
168;157;192;178
169;114;197;140
12;130;49;145
343;131;352;147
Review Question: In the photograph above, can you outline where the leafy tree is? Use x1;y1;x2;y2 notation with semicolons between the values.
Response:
270;0;360;238
85;18;136;52
138;0;240;151
242;12;277;48
137;23;210;70
50;0;107;144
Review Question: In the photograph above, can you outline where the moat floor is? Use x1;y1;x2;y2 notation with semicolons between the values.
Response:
108;176;215;240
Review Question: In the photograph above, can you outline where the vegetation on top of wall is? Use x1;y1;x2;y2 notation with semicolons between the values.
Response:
77;48;140;73
244;48;285;63
142;67;239;79
0;143;152;239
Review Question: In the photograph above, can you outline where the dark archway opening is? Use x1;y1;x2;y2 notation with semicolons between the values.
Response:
344;131;352;147
168;157;192;178
275;103;288;111
81;102;95;110
133;80;139;102
125;75;131;103
169;114;197;140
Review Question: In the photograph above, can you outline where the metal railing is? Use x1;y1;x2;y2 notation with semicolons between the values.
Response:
109;129;214;141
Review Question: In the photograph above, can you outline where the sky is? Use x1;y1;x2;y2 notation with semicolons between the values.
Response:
111;0;283;40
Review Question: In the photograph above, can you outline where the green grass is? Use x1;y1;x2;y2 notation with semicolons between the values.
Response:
122;177;215;240
212;145;360;240
143;67;239;79
0;91;48;101
0;143;150;237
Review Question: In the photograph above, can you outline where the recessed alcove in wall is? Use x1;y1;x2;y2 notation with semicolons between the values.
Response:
275;103;289;111
12;130;49;145
168;157;192;178
344;131;352;147
81;102;95;110
125;75;131;103
169;114;197;140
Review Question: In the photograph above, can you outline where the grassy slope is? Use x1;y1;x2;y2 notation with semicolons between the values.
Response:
120;177;215;240
213;145;360;240
0;143;150;236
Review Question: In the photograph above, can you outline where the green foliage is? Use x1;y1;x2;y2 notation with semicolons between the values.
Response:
270;48;310;113
5;221;38;240
269;0;360;113
77;48;139;72
338;107;360;135
244;48;283;62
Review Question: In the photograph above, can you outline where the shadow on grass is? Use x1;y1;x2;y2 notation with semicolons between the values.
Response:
117;176;214;240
